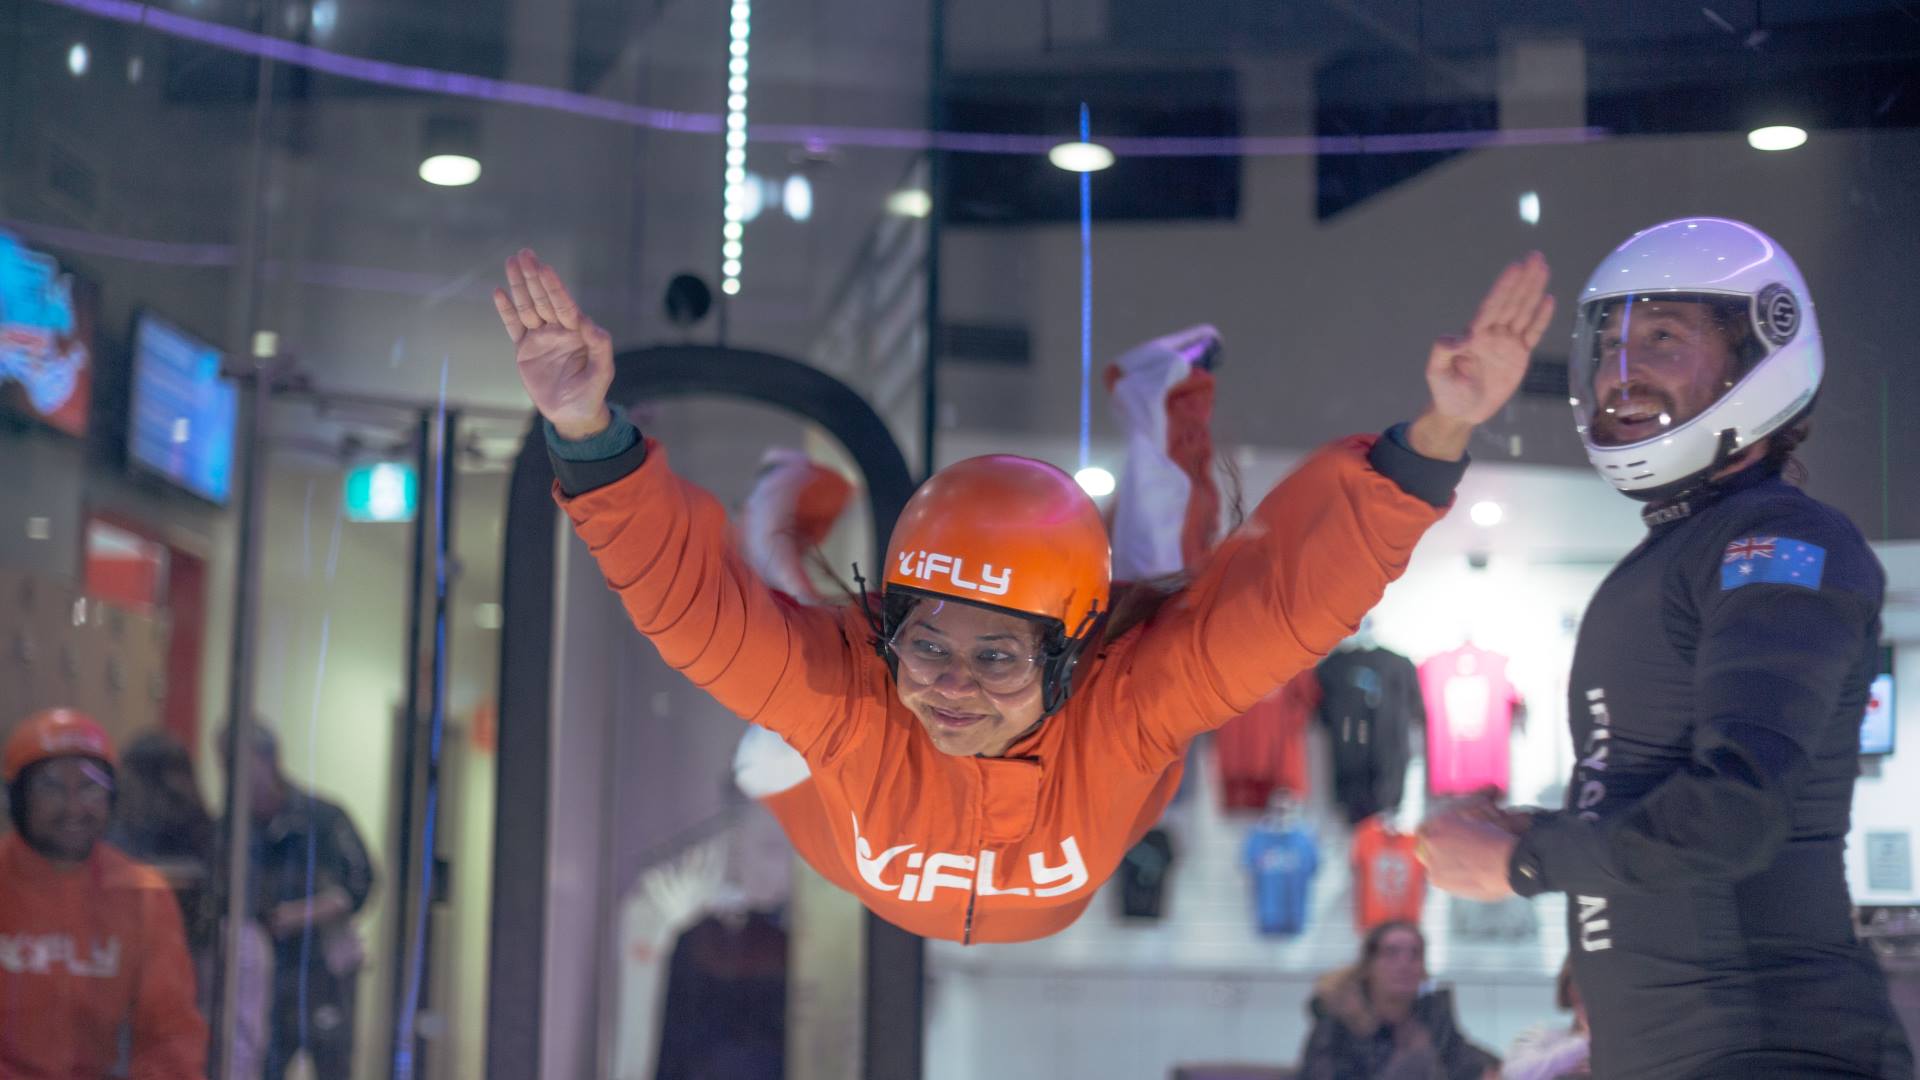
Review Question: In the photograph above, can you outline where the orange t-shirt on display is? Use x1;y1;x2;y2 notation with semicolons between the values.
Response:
1350;814;1427;931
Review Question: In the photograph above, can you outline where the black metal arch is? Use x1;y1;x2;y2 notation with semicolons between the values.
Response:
486;344;922;1080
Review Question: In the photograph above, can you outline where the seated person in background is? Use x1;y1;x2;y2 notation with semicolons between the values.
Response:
1298;920;1498;1080
1500;958;1588;1080
0;709;207;1078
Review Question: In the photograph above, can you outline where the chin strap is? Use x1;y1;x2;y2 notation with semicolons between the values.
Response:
1637;428;1743;524
1639;427;1791;527
850;563;891;662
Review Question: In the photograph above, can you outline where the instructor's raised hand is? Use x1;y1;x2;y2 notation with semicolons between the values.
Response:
493;249;615;440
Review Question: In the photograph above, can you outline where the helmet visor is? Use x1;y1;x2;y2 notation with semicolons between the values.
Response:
886;596;1046;696
1570;292;1765;448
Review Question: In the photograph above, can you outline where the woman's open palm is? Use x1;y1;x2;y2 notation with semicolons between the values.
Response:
1426;252;1555;427
493;249;615;439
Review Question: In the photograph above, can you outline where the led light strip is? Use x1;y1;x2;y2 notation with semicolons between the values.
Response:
722;0;749;296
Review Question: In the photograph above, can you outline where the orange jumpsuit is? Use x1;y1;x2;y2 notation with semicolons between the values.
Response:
559;434;1444;943
0;833;207;1078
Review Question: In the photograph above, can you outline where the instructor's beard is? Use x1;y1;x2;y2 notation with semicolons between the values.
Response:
1589;384;1681;447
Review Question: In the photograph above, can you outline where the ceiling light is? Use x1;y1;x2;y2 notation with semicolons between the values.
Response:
419;154;481;186
1518;191;1541;226
887;188;932;218
67;43;89;77
1048;141;1115;173
1074;466;1116;498
419;114;482;186
782;174;812;221
1469;500;1504;527
1747;125;1806;151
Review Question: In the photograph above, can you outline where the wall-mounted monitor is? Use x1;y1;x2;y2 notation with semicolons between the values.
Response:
0;230;94;437
1861;646;1895;757
128;311;236;506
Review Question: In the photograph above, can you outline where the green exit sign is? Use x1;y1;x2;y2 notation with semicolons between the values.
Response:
344;462;418;523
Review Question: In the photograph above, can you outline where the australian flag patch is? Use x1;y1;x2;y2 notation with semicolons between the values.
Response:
1721;536;1826;591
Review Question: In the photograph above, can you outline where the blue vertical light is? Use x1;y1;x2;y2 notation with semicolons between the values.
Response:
1078;102;1092;473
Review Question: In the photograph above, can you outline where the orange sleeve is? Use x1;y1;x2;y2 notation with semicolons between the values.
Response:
1098;436;1444;767
128;886;208;1080
556;437;862;754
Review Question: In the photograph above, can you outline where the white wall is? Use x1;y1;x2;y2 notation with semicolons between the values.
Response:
1849;541;1920;906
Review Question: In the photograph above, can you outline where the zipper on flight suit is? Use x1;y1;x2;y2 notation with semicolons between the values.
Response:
964;770;983;945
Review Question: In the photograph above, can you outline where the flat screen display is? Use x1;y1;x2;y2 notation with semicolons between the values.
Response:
129;312;236;505
0;230;94;437
1861;672;1895;757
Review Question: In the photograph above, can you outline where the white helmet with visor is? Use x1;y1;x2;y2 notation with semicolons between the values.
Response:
1569;217;1820;501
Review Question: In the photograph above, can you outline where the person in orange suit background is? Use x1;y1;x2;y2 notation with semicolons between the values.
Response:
0;708;207;1078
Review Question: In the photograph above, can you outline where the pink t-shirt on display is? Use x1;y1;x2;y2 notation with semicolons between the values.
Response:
1418;644;1521;796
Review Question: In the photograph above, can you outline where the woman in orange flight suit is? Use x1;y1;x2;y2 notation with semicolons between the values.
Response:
491;249;1554;944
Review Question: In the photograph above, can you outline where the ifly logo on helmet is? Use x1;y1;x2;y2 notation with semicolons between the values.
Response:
896;550;1012;596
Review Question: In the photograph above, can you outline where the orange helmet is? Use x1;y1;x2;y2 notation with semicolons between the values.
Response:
883;455;1110;632
3;708;118;783
879;456;1110;716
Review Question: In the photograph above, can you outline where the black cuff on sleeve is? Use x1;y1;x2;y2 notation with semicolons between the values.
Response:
1368;422;1469;508
1509;833;1550;897
548;434;648;497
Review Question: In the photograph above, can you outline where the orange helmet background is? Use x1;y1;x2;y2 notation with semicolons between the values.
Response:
3;708;118;783
884;455;1110;631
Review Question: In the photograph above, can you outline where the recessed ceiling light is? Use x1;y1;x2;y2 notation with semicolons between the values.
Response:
1747;125;1807;151
1048;141;1115;173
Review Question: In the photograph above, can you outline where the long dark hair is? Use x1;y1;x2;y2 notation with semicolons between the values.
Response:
1764;418;1811;485
111;730;219;952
